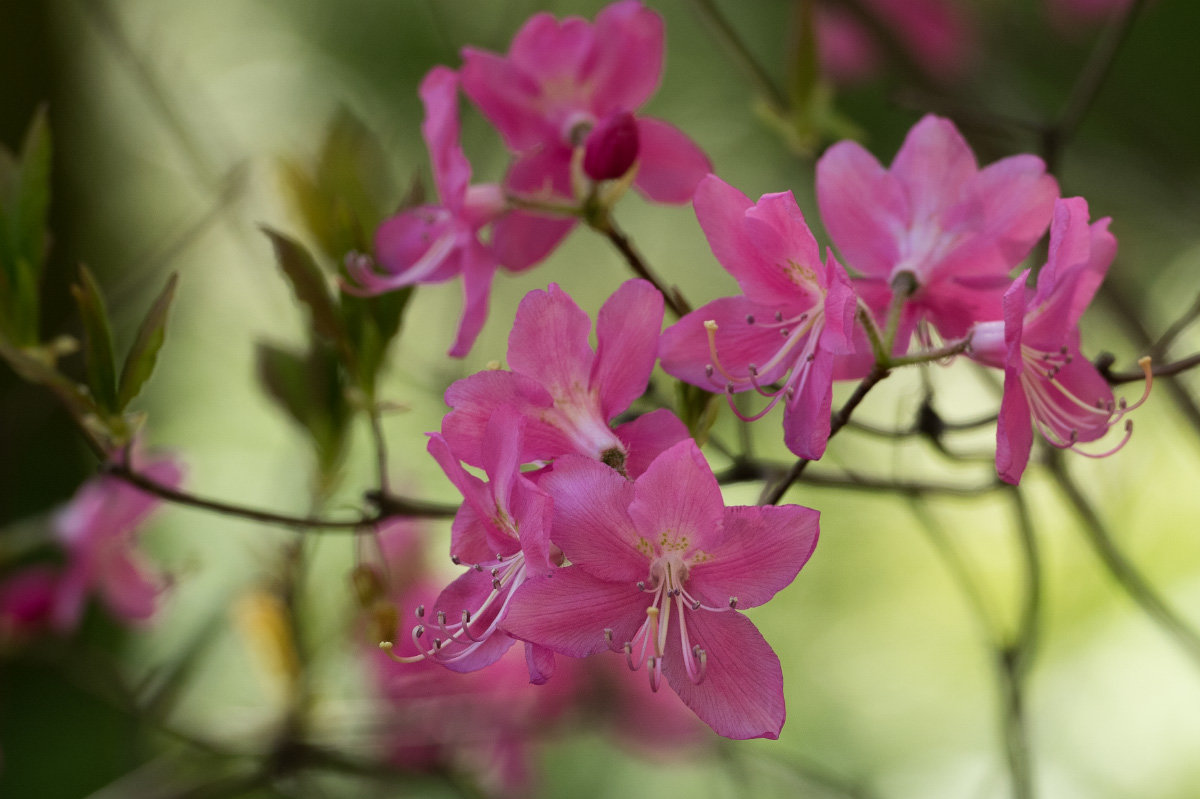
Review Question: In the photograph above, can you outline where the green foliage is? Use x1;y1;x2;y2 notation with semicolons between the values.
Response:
262;226;346;347
70;265;119;414
118;273;179;409
256;338;351;478
676;381;721;446
0;108;52;345
278;108;398;264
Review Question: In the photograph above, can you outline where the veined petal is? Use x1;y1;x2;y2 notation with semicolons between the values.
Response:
493;211;577;273
538;455;645;581
592;280;663;420
503;569;649;657
742;191;824;305
628;440;726;555
781;342;836;459
891;115;977;221
430;569;518;673
816;140;905;279
443;370;573;467
614;409;691;478
972;153;1058;267
996;366;1034;485
662;607;785;740
510;14;594;84
632;117;711;204
659;296;804;389
687;505;818;609
507;284;596;398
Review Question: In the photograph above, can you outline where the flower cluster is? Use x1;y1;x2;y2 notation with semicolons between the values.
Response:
355;0;1153;746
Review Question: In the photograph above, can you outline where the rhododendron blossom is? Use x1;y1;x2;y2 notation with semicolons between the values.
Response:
817;114;1059;344
503;440;819;739
347;67;565;357
51;456;183;630
387;412;555;681
443;279;688;476
459;0;711;207
659;175;857;459
967;197;1150;483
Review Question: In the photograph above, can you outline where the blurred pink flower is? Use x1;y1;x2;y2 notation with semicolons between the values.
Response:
503;440;819;740
659;175;857;459
49;456;182;631
968;197;1147;483
816;0;975;85
348;67;567;357
460;0;711;205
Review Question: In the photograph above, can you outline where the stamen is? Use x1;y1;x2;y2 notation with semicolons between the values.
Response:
450;555;461;565
692;646;708;685
604;628;614;642
648;656;662;692
746;314;755;324
415;605;425;618
728;597;739;609
378;640;426;664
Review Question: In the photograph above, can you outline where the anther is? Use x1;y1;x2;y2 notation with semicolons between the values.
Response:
490;567;499;577
748;364;758;376
492;578;502;590
637;580;646;591
436;610;446;625
462;610;472;625
473;563;483;572
780;328;789;338
746;314;756;324
775;311;783;322
604;628;614;642
705;364;714;378
691;599;701;610
728;597;739;609
450;555;461;565
414;625;425;638
415;604;425;618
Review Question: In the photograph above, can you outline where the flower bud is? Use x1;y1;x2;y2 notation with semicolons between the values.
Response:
583;111;639;181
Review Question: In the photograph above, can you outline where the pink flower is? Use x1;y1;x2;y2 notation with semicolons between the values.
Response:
0;567;62;639
817;114;1059;343
967;197;1149;484
503;440;819;740
347;67;567;357
50;456;183;630
816;0;975;86
659;176;857;459
443;280;688;476
460;0;711;205
395;411;555;680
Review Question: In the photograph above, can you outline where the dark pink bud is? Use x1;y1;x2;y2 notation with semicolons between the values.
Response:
583;111;639;181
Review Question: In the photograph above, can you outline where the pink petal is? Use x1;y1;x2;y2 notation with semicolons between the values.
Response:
492;210;577;273
537;455;645;582
816;141;905;279
447;241;498;358
781;342;836;459
628;440;725;554
891;115;977;221
506;284;595;399
663;607;785;740
589;0;665;114
973;154;1058;266
431;569;518;673
459;48;548;152
592;280;663;420
443;370;564;467
632;117;711;204
687;505;819;609
419;67;469;207
503;569;649;657
510;14;594;84
614;409;691;478
525;642;556;685
427;434;508;563
659;296;801;388
371;207;463;287
97;551;162;621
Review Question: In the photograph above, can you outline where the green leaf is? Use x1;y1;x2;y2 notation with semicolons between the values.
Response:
260;227;345;345
256;339;350;476
278;108;396;264
70;265;118;413
338;285;413;396
676;381;721;446
117;272;178;409
11;106;51;276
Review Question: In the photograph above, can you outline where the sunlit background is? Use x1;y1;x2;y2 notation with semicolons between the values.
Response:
4;1;1200;797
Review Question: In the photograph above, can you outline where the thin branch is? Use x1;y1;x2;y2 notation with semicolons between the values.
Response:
1046;451;1200;672
758;362;891;505
1100;351;1200;385
591;211;691;317
106;463;456;531
1151;291;1200;357
685;0;788;112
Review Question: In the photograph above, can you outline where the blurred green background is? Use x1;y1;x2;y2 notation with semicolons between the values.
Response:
4;1;1200;797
